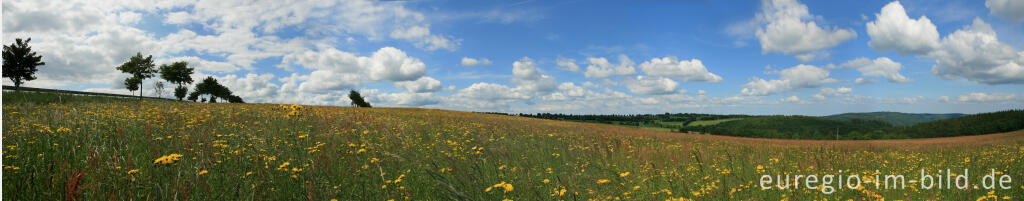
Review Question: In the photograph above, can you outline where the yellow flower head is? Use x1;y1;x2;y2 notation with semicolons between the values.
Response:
153;154;183;165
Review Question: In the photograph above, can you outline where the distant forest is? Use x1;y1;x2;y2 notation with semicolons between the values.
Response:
517;110;1024;140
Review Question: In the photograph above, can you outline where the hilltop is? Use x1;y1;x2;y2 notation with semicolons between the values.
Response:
824;111;966;126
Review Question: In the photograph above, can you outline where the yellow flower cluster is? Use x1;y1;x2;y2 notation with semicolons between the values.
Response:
485;181;514;193
153;153;183;165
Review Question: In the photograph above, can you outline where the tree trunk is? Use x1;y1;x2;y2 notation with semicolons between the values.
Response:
13;78;21;91
139;81;144;99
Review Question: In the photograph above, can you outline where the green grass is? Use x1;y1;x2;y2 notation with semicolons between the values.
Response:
3;93;1023;200
2;91;169;104
686;118;744;126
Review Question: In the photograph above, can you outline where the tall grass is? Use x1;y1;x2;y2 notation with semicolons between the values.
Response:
2;94;1022;200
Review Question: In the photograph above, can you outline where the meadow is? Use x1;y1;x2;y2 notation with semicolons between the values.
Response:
2;92;1023;200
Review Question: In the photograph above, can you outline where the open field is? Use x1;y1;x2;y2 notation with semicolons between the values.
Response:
686;118;745;127
3;97;1023;200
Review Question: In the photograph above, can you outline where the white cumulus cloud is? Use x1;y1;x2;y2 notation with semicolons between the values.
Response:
755;0;856;61
742;64;838;96
957;92;1018;102
840;57;912;83
583;55;637;78
927;19;1024;84
624;76;679;95
461;57;493;66
866;1;940;54
986;0;1024;24
638;56;722;83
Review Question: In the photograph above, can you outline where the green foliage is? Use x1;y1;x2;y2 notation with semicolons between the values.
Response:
348;90;371;108
159;61;194;100
174;86;188;101
124;77;142;92
2;38;46;89
116;52;157;97
686;118;744;126
889;110;1024;138
678;110;1024;140
519;113;750;129
824;112;965;126
187;76;243;103
679;116;893;140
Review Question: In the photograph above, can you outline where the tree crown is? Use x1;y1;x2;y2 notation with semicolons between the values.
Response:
2;38;46;87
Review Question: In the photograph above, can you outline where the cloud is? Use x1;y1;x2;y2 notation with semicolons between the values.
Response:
854;78;876;85
986;0;1024;24
394;77;442;93
583;55;637;78
371;91;441;106
556;57;580;72
281;47;427;92
624;76;679;95
216;73;281;102
557;82;586;97
927;19;1024;84
389;25;459;51
511;57;558;95
865;4;1024;85
512;57;541;80
461;57;493;66
781;95;809;104
638;56;722;83
812;87;852;100
866;1;940;54
840;57;912;83
448;82;529;109
755;0;856;61
957;92;1018;102
741;64;837;96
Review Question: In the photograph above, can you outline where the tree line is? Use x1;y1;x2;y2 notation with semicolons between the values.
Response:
3;37;243;103
677;110;1024;140
518;113;749;128
2;37;385;107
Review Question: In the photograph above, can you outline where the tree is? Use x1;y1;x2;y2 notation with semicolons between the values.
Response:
349;90;371;108
116;52;156;98
154;81;165;98
159;61;194;100
187;76;243;103
2;38;46;90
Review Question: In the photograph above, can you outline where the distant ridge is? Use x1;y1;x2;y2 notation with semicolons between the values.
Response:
824;111;965;126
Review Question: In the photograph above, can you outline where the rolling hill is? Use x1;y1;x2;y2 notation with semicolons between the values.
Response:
824;111;965;126
2;91;1023;200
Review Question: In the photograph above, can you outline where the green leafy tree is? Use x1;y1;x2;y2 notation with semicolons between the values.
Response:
2;38;46;90
159;61;194;100
348;90;371;108
116;52;156;98
187;76;243;103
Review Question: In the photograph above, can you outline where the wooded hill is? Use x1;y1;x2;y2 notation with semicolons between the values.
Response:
521;110;1024;140
824;112;965;126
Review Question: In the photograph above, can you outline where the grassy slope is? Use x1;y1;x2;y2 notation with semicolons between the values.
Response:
2;97;1023;200
686;118;744;126
824;112;966;126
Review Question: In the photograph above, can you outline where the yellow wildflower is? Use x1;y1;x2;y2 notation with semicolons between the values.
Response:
153;153;183;165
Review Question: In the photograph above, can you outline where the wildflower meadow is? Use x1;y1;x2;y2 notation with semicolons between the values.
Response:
2;94;1023;200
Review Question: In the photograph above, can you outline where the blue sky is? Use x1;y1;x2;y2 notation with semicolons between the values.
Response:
3;0;1023;115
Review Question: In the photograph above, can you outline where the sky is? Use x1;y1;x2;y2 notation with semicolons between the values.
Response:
3;0;1023;115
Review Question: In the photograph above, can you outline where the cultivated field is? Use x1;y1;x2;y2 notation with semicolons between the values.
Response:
2;96;1023;200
